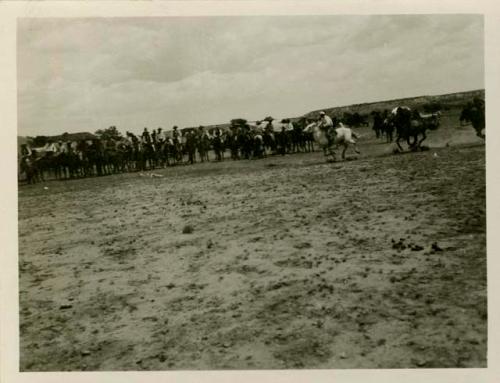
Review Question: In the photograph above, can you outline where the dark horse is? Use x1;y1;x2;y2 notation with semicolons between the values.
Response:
391;107;440;151
460;98;485;139
371;110;394;142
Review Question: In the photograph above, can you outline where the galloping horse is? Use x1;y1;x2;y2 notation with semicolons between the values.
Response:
391;106;441;151
304;122;360;161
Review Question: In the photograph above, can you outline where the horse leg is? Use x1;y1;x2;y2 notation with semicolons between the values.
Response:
353;143;360;154
474;124;485;139
396;136;404;152
167;149;172;166
386;128;392;143
408;135;418;151
418;131;427;148
323;147;329;160
323;145;334;162
342;144;347;160
331;146;337;161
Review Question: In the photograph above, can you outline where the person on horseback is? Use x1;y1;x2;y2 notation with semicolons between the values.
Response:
172;126;180;144
142;128;151;144
126;131;139;145
151;129;157;145
156;128;164;144
412;109;421;120
318;111;335;145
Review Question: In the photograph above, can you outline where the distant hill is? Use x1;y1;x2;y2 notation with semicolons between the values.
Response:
303;89;485;119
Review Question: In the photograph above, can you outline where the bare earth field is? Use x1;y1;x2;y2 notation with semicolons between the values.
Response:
18;115;486;370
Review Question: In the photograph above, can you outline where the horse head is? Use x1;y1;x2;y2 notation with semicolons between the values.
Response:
303;122;317;133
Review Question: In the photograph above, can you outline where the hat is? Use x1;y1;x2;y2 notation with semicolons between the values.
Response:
319;111;326;115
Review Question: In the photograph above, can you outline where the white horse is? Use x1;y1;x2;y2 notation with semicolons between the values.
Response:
304;122;360;161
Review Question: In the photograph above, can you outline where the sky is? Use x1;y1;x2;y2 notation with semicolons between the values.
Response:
17;15;484;137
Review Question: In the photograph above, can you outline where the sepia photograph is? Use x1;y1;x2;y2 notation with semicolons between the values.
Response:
14;11;487;373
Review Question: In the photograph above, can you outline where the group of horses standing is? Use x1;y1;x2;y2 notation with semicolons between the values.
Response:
18;119;318;184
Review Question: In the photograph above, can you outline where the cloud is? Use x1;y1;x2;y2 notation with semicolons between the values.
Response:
17;15;484;136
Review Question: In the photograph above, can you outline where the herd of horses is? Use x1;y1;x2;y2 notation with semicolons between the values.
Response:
18;100;485;185
19;119;316;184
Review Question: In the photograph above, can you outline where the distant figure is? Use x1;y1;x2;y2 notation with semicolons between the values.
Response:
371;111;384;139
172;126;180;144
142;128;151;144
156;128;163;143
185;131;196;164
213;128;223;161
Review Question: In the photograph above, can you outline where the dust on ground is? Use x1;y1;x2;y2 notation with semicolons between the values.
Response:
18;119;486;370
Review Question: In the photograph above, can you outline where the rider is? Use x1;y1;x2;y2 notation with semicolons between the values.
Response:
156;128;164;144
172;126;180;144
318;111;335;145
142;127;151;144
126;131;138;144
198;125;206;140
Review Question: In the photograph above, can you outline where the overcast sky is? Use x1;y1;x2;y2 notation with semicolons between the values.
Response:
17;15;484;136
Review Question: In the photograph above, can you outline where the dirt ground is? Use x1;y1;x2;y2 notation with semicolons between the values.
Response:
18;114;487;370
